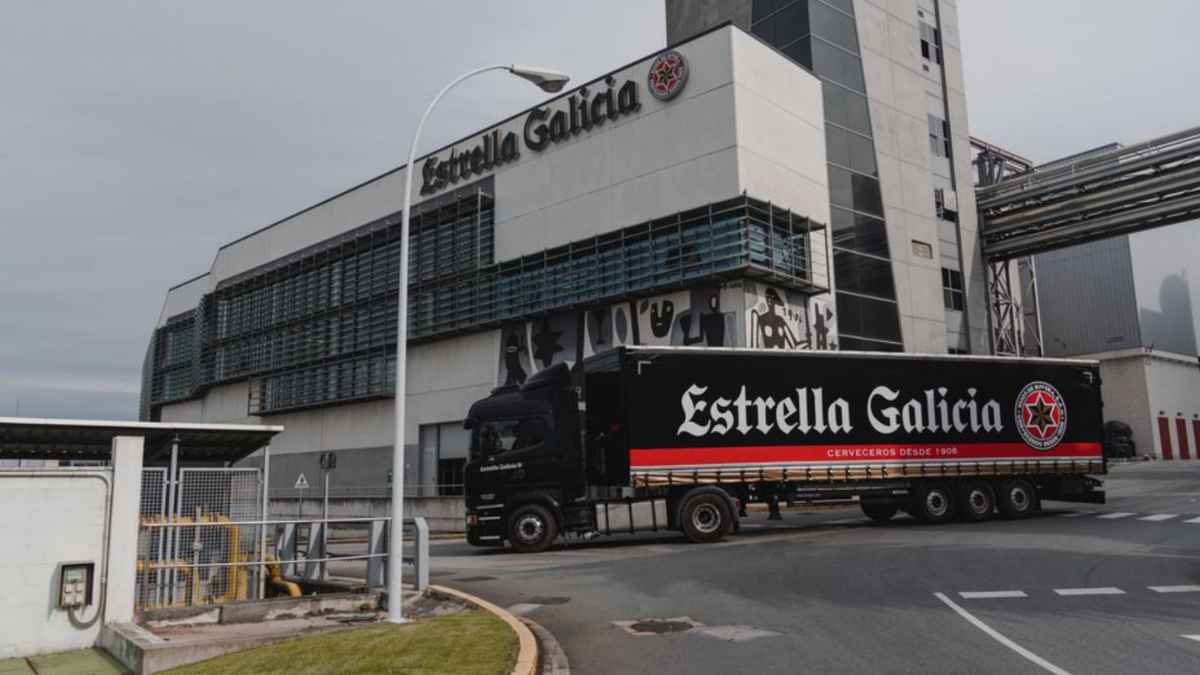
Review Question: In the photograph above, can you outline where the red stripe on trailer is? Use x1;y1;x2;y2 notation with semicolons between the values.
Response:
629;441;1102;468
1194;419;1200;462
1158;416;1174;460
1176;418;1192;460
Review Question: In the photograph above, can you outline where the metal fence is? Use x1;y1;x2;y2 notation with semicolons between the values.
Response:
136;458;433;610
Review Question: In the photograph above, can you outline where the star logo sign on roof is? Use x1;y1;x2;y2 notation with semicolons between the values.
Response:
647;50;688;101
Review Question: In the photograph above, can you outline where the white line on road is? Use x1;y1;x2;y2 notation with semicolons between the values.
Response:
1053;587;1125;596
1183;635;1200;643
1149;585;1200;593
1058;511;1088;517
1138;514;1179;521
933;592;1072;675
959;591;1028;599
506;603;542;616
1185;516;1200;524
1097;512;1135;519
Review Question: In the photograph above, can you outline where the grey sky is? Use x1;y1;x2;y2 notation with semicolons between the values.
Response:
1;1;1194;420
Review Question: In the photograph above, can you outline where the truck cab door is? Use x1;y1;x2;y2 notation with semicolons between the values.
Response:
467;416;564;500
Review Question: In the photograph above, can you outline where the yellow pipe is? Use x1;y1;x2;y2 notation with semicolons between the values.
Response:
264;554;302;598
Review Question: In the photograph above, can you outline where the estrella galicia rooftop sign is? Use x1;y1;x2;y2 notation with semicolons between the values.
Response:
420;50;689;196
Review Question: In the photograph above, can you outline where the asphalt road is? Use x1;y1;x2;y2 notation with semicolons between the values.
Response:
428;462;1200;675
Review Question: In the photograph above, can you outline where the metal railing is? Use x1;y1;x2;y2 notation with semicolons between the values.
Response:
135;515;428;610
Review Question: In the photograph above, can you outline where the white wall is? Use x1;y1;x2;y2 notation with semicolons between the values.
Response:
1092;349;1200;460
0;437;143;659
1146;352;1200;460
0;471;109;657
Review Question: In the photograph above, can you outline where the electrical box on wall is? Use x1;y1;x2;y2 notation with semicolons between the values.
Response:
58;562;94;609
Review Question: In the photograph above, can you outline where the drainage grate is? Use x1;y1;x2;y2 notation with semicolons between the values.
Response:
630;619;695;634
613;616;701;636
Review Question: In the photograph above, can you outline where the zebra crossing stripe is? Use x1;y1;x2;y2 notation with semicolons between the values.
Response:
1097;512;1135;519
1149;585;1200;593
1138;514;1179;522
1184;516;1200;524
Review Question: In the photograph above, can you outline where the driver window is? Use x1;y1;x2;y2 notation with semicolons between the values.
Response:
476;418;546;457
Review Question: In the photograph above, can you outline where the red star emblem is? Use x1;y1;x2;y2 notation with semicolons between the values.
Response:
1022;391;1061;439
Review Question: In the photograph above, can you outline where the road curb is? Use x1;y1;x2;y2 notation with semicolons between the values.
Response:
430;584;538;675
523;617;570;675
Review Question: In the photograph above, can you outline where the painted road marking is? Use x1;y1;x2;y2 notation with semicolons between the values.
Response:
1184;516;1200;524
1138;513;1179;521
1058;511;1088;517
1098;512;1135;519
1183;635;1200;644
1149;585;1200;593
959;591;1028;599
1054;587;1125;596
506;603;542;616
934;593;1072;675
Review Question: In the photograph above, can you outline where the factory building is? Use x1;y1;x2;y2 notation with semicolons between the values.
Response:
143;1;985;494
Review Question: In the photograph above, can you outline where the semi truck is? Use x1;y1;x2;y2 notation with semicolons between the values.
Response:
463;347;1105;552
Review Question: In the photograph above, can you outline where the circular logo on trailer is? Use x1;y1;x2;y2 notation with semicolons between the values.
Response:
647;50;688;101
1015;381;1068;450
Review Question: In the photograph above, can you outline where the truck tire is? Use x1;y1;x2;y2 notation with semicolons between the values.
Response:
913;483;956;524
956;480;995;522
860;500;899;522
507;503;559;553
680;492;730;543
996;479;1037;519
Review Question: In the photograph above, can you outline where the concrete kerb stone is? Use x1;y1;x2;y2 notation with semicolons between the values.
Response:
430;584;539;675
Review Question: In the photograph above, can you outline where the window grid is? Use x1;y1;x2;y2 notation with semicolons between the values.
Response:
148;195;827;415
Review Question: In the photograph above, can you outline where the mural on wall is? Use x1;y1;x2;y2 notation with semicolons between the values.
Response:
498;323;533;385
496;283;746;386
747;283;809;350
809;296;837;351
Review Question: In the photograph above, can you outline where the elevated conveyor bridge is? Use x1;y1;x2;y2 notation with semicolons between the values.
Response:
973;126;1200;355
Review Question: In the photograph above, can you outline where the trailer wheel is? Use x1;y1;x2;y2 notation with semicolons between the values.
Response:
680;493;730;543
913;483;956;523
507;503;559;553
997;479;1037;519
956;480;996;522
860;500;899;522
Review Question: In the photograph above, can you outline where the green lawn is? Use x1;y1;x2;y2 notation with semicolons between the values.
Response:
163;610;518;675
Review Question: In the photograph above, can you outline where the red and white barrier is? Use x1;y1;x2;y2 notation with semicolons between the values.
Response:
1156;415;1199;460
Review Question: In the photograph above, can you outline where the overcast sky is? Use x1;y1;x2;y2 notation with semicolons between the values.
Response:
2;1;1197;420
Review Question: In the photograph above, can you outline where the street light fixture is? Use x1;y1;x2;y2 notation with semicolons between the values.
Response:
389;63;569;624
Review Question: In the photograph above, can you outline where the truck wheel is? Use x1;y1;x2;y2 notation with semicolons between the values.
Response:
507;504;559;553
860;500;899;522
997;479;1037;519
956;480;995;522
913;483;956;524
680;493;730;543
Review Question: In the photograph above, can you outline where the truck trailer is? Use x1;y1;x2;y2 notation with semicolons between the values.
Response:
463;347;1105;552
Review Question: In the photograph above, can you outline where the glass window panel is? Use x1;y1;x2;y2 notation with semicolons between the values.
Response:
839;335;902;352
831;207;890;257
817;0;854;16
753;1;809;48
851;172;884;216
836;292;902;342
811;0;858;52
835;250;896;299
823;82;871;135
781;36;813;69
811;38;865;92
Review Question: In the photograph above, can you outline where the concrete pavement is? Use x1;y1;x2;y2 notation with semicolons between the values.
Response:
429;462;1200;674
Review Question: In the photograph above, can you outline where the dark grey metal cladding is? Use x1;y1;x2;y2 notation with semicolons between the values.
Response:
665;0;752;44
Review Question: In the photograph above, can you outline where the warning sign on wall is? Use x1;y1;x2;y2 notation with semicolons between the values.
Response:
294;473;310;490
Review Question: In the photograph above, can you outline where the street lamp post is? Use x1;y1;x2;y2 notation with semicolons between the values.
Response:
389;64;569;623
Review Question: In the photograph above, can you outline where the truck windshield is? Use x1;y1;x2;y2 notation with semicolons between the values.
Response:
473;418;546;459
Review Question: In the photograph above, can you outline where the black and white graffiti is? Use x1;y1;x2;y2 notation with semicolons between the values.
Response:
747;284;807;349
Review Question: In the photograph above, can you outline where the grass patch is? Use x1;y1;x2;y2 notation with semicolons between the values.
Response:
163;610;517;675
